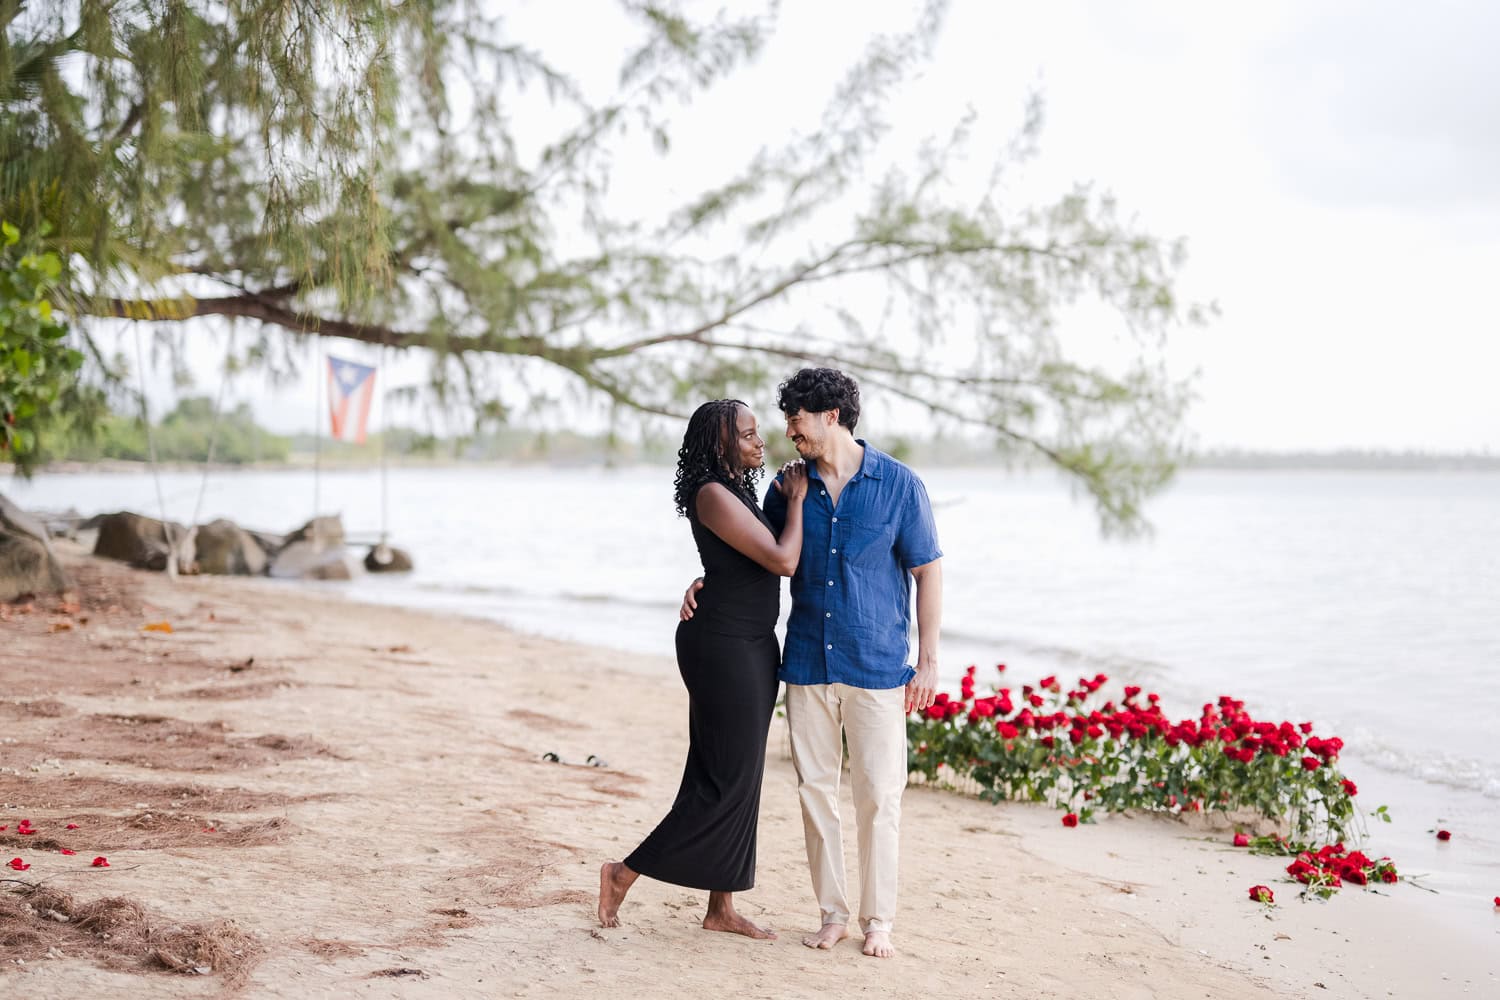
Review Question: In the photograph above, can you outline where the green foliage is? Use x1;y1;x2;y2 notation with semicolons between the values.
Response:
45;396;289;465
4;1;1205;530
0;220;82;473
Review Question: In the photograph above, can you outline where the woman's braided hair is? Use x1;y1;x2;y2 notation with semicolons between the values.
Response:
673;399;761;518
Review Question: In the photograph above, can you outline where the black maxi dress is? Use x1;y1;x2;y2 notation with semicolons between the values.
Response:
623;482;781;892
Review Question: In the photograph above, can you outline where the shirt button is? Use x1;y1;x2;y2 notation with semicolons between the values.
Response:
826;644;833;650
832;516;838;523
825;612;831;618
820;489;826;496
831;548;837;554
826;580;833;586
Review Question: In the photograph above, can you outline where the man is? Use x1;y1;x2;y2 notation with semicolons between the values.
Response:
683;367;942;958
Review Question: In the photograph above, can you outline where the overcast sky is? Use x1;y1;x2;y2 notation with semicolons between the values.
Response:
127;0;1500;453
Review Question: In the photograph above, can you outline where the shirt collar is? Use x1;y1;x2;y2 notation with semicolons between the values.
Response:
810;439;884;481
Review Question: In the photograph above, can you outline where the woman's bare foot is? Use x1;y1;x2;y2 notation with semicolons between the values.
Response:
703;891;776;940
862;929;896;958
801;923;851;949
597;861;637;927
701;909;777;939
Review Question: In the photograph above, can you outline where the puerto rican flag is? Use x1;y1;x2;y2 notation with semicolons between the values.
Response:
327;356;377;444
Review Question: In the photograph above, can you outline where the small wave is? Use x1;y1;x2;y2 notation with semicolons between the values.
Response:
405;579;679;613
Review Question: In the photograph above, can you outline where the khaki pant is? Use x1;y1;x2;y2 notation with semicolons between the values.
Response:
784;682;906;934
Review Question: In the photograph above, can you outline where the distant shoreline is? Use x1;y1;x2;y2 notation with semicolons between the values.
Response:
8;450;1500;476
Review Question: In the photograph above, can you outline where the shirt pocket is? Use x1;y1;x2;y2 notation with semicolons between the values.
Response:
841;517;893;568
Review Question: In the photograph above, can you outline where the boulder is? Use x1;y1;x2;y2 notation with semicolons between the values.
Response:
195;518;269;576
282;515;345;550
363;544;414;573
269;540;357;581
0;493;72;601
93;511;197;573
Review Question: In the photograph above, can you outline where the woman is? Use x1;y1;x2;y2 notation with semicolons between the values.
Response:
597;399;807;939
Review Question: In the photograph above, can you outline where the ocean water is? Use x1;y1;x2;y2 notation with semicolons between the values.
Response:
8;463;1499;907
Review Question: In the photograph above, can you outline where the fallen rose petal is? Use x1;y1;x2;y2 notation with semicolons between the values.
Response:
90;856;109;868
202;827;216;833
66;823;79;830
17;828;35;835
7;858;29;871
1061;813;1079;828
1493;896;1499;908
59;849;76;855
1233;833;1250;848
1436;830;1452;841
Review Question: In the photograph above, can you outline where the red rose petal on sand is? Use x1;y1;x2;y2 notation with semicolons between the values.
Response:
1493;897;1499;908
91;856;109;868
7;858;29;871
60;849;76;855
17;828;35;835
1233;833;1250;847
0;826;6;832
66;823;79;830
1436;830;1452;841
202;827;216;833
1062;813;1079;828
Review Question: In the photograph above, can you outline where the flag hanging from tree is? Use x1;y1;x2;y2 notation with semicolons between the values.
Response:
327;356;376;444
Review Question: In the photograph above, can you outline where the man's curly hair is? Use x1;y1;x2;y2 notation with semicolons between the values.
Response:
776;368;861;431
673;399;761;518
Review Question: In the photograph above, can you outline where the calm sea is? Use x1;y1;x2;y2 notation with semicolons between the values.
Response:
8;464;1499;906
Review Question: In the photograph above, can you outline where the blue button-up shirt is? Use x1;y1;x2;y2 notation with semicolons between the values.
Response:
764;441;942;690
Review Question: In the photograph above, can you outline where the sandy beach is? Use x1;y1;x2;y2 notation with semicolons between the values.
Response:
1;547;1495;998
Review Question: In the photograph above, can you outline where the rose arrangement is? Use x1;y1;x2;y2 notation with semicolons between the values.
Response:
908;666;1363;844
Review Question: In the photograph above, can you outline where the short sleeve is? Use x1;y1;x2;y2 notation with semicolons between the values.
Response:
762;474;788;534
893;475;942;570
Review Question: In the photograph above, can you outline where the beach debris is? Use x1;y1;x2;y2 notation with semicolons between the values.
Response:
141;621;174;633
371;967;427;979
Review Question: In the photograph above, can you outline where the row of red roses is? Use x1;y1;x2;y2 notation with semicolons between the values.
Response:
910;665;1360;842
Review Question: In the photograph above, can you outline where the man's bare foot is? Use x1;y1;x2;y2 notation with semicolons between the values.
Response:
862;929;896;958
801;923;851;949
701;907;777;940
597;861;632;927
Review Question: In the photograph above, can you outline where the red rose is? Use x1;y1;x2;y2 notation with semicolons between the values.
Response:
1300;755;1320;771
1061;813;1079;828
1436;830;1452;841
1248;885;1274;904
996;722;1020;739
91;856;109;867
1028;694;1045;708
1124;685;1141;699
1493;896;1500;907
1344;868;1368;886
1341;779;1357;797
1233;833;1250;847
1380;869;1397;884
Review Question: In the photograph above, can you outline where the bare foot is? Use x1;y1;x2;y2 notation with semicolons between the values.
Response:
597;861;632;927
862;929;896;958
801;923;851;949
702;908;777;940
